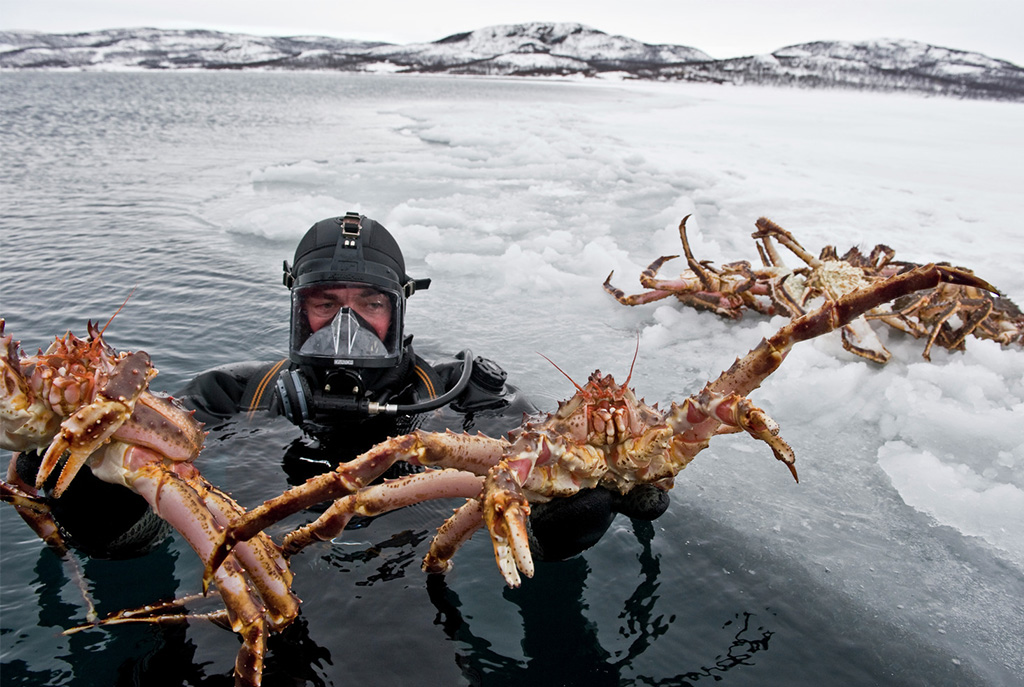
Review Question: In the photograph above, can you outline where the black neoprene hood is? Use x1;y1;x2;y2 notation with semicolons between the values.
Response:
289;214;410;292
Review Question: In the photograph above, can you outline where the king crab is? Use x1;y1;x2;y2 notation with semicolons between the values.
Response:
206;261;994;589
865;270;1024;359
604;215;784;319
608;215;1023;365
753;217;1024;361
0;316;299;687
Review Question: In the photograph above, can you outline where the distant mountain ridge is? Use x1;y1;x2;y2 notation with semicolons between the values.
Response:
2;23;1021;100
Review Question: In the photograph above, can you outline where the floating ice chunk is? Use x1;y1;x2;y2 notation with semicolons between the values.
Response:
878;441;1024;569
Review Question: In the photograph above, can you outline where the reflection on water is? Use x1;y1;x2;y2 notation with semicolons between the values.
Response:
3;541;219;687
0;418;989;687
427;520;773;686
323;529;432;586
264;617;334;687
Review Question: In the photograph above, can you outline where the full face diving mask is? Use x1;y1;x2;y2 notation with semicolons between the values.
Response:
279;279;476;424
290;281;404;369
278;212;436;426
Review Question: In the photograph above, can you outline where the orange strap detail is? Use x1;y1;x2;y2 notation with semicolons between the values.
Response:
246;358;288;420
413;364;438;399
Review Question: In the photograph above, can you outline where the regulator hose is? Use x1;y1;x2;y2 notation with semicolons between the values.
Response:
276;350;474;423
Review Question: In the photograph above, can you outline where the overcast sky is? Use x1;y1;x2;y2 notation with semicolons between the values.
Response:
3;0;1022;65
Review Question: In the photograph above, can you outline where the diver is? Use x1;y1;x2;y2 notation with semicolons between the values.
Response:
177;211;536;458
178;212;669;561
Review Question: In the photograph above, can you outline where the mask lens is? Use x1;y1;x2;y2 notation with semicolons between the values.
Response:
290;281;403;367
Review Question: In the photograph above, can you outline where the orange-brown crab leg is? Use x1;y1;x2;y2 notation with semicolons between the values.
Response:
281;469;486;555
278;466;529;588
603;256;683;305
667;262;996;480
421;498;486;574
2;456;67;548
193;475;297;625
111;446;297;608
753;216;820;267
94;443;298;686
204;430;508;584
676;214;724;292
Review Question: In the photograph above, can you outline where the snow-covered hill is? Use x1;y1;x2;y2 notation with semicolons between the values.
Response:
2;24;1021;100
0;27;386;70
646;38;1023;100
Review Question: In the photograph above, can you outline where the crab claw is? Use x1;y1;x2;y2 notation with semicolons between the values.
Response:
37;399;129;496
482;462;534;587
36;351;157;498
709;393;798;482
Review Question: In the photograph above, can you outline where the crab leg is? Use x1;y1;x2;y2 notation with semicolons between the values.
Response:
421;499;486;574
214;556;271;687
603;257;683;305
66;606;233;632
677;214;731;294
90;443;298;686
65;590;222;632
0;479;49;513
280;469;486;556
2;456;67;549
132;481;274;686
119;393;207;461
205;430;508;582
754;231;789;271
98;444;298;610
193;478;297;625
667;262;996;479
839;316;891;364
753;217;820;267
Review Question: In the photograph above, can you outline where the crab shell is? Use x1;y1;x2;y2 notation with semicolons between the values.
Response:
0;320;299;687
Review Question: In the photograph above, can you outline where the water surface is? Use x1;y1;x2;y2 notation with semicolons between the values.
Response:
1;71;1021;686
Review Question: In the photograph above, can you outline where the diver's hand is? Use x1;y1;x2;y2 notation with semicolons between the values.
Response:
527;485;670;562
609;484;671;521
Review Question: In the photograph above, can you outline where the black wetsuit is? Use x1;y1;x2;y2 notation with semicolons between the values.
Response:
176;348;535;442
173;347;669;560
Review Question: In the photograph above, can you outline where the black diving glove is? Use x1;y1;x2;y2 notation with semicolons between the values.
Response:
526;484;670;562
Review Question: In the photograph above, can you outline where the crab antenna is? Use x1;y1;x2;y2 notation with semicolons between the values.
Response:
625;332;640;387
538;352;585;394
97;286;137;338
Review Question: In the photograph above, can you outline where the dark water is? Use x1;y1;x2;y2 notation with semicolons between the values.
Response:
0;72;1012;686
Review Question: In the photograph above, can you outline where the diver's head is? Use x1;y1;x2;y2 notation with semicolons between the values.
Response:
281;213;430;414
